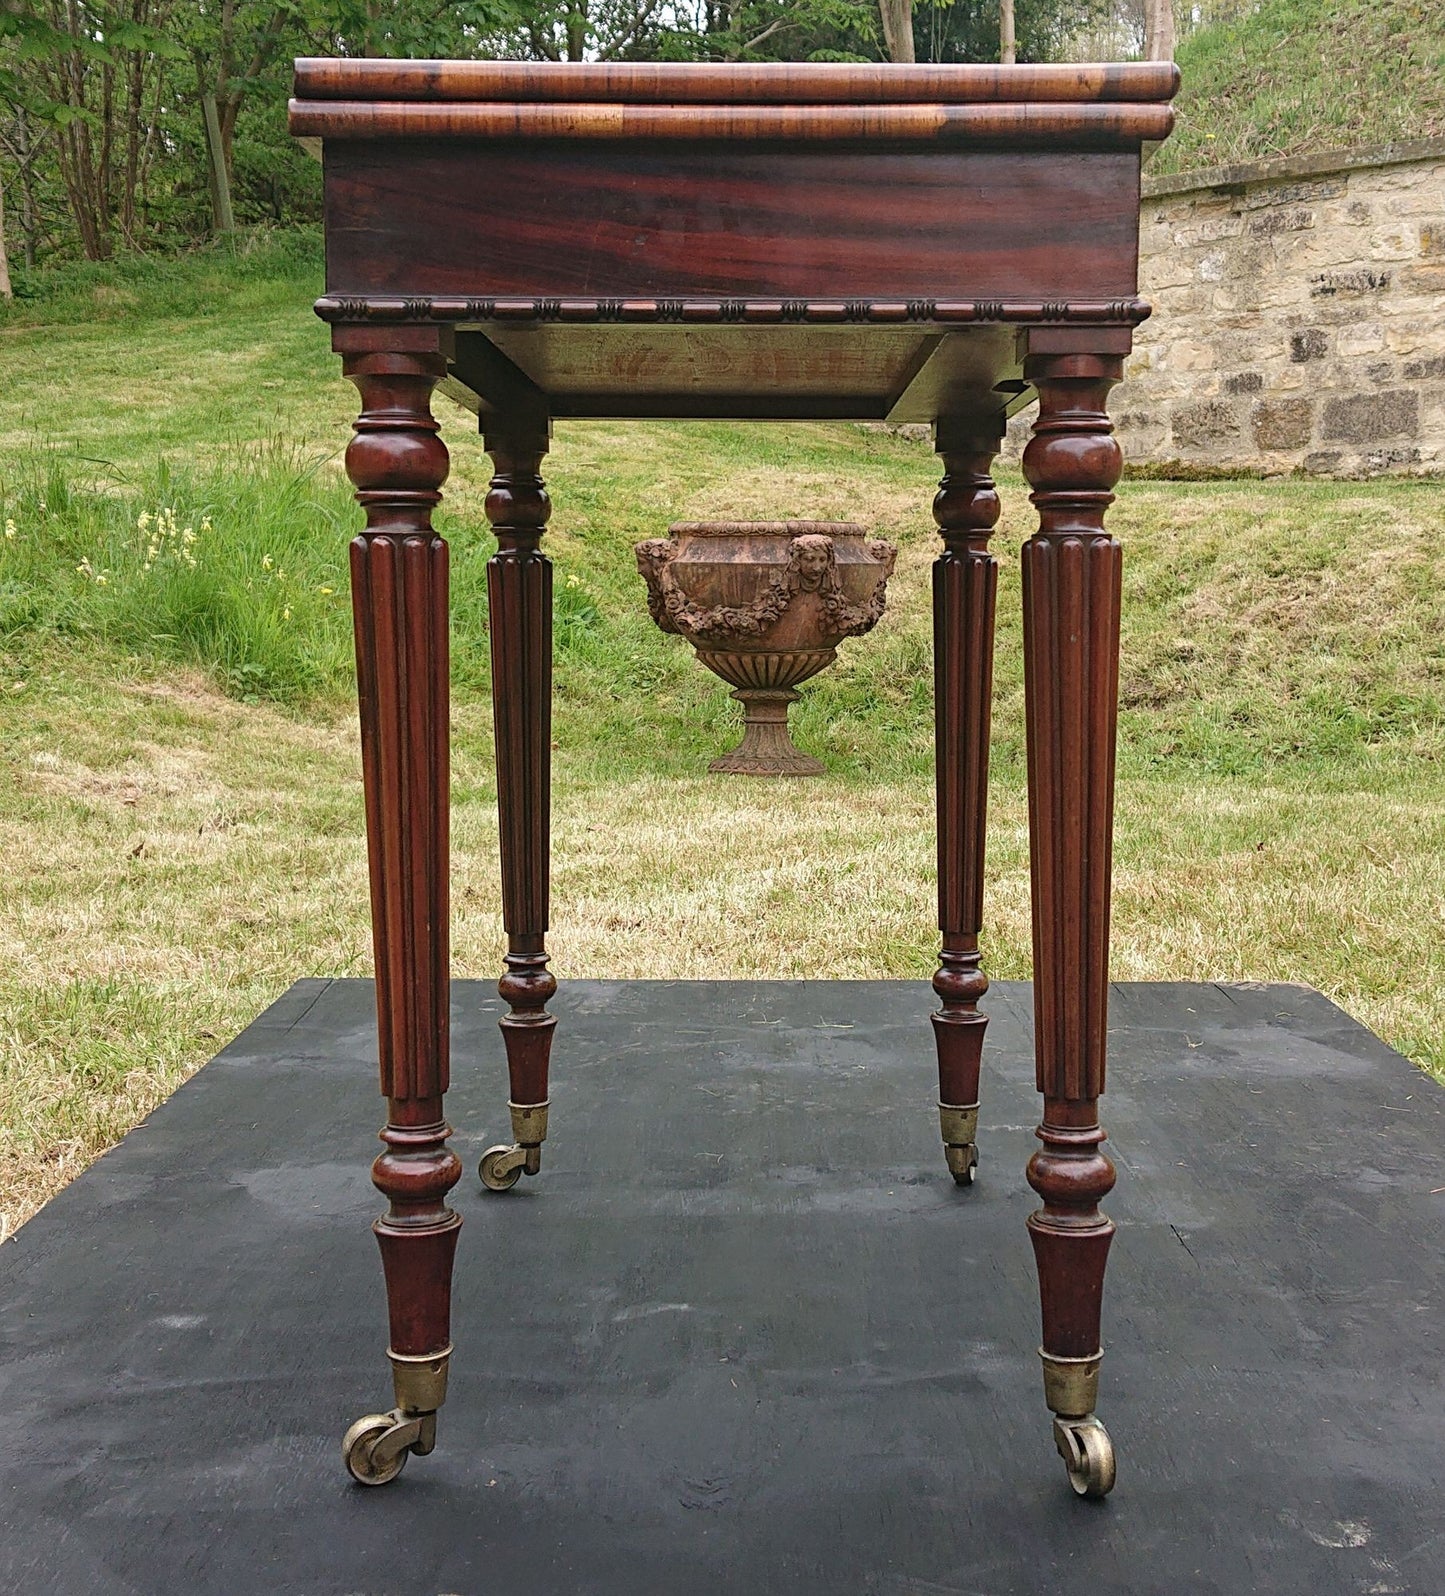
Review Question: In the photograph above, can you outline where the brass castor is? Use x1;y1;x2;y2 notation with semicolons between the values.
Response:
938;1101;979;1186
342;1345;451;1487
342;1408;434;1487
1053;1415;1116;1498
1039;1347;1114;1498
479;1100;549;1193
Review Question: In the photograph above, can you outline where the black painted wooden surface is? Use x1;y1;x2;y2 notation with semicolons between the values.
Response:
1;980;1441;1594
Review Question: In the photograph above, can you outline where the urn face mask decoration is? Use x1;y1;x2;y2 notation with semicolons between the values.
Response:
635;521;898;776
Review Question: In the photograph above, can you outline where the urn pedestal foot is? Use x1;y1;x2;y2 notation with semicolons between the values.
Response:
709;687;824;777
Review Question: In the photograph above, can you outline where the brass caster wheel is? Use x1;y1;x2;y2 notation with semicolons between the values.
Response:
946;1143;978;1186
479;1101;548;1192
1052;1415;1116;1499
343;1412;411;1487
939;1104;979;1188
479;1144;525;1192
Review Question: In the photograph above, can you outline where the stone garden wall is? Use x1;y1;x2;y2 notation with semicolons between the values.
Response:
1006;140;1445;477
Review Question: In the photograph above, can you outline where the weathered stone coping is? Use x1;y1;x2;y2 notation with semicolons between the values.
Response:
1143;136;1445;200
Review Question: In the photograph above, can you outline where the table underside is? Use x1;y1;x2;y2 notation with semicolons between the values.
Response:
437;322;1030;422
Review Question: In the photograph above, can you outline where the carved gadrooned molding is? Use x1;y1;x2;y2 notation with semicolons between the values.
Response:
314;294;1152;327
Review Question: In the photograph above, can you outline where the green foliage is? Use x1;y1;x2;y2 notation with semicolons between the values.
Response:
1155;0;1445;174
0;451;358;701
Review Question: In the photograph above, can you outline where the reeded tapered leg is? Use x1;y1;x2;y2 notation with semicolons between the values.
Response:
931;416;1004;1185
336;328;461;1486
477;419;557;1193
1020;350;1125;1499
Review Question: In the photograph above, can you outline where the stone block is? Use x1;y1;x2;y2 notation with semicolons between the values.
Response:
1368;226;1418;260
1303;451;1343;474
1248;207;1315;236
1404;355;1445;380
1360;446;1423;471
1172;400;1242;447
1290;327;1330;362
1241;178;1344;208
1162;338;1218;372
1225;371;1265;395
1252;399;1313;451
1421;224;1445;258
1310;268;1392;297
1173;213;1245;245
1320;390;1419;443
1400;264;1445;295
1336;321;1387;356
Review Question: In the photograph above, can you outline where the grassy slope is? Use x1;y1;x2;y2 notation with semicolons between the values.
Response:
1;237;1443;1234
1152;0;1445;175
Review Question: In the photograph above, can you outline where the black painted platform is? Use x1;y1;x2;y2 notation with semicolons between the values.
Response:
2;980;1442;1595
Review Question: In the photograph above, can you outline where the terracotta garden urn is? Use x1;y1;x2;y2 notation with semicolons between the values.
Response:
634;520;898;775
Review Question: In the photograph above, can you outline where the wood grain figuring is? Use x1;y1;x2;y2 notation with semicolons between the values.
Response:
1020;351;1123;1364
340;335;462;1359
291;99;1173;146
485;426;558;1109
930;420;1004;1115
294;58;1181;106
323;145;1143;303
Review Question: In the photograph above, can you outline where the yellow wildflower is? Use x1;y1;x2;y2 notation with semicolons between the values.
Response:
3;518;15;540
262;554;273;570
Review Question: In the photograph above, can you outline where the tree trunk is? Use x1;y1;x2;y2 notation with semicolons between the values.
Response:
14;111;38;270
878;0;915;63
1000;0;1016;64
201;90;236;236
0;175;13;300
1144;0;1176;61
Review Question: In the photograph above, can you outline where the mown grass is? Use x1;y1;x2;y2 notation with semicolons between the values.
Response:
1;233;1443;1238
1155;0;1445;175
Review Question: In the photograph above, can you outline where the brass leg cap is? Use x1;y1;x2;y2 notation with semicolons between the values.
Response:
939;1102;980;1185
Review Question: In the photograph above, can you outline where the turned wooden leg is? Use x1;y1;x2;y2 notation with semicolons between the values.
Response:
335;328;461;1486
1020;349;1125;1499
477;418;557;1194
931;416;1004;1186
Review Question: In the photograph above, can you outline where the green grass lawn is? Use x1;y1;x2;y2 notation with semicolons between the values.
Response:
2;233;1443;1237
1154;0;1445;175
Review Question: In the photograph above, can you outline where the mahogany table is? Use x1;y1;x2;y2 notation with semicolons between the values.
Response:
289;56;1180;1501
